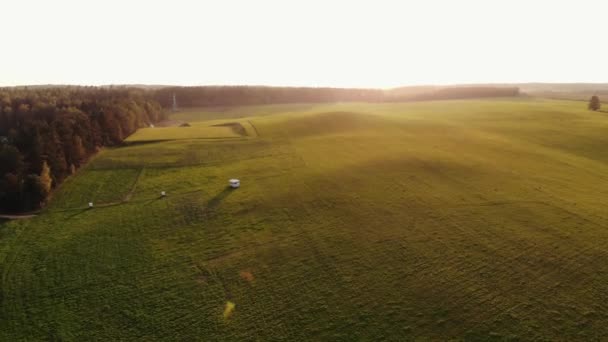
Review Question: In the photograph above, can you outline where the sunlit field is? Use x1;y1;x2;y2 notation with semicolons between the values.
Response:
2;98;608;340
124;125;241;142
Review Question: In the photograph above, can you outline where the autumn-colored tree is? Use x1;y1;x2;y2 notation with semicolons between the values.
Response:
71;135;86;165
0;86;166;212
39;161;52;197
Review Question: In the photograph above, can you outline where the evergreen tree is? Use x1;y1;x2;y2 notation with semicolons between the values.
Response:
589;95;601;111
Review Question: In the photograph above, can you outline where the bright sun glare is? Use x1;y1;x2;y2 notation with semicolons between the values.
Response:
2;0;607;87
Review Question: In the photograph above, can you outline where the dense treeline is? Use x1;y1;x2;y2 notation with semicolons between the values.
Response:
0;87;165;212
154;85;520;108
154;86;386;107
416;86;520;100
385;86;520;101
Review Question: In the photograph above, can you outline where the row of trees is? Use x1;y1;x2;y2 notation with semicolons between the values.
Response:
0;87;165;212
153;86;521;107
153;86;386;107
406;86;520;101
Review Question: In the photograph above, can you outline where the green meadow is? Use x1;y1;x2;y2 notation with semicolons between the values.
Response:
2;98;608;340
125;125;241;142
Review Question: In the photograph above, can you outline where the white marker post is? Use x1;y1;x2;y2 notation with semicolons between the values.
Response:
229;179;240;188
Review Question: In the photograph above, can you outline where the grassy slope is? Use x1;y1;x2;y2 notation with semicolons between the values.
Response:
2;99;608;340
125;125;240;142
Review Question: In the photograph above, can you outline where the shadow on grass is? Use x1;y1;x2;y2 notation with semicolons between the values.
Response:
65;208;89;220
207;186;234;210
142;196;163;206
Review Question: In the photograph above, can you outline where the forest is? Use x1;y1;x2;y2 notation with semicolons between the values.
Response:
153;86;386;107
0;87;165;212
153;85;520;107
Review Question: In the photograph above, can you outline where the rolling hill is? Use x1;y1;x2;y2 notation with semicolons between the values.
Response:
1;98;608;340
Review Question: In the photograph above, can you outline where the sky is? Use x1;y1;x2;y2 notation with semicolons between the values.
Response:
1;0;607;88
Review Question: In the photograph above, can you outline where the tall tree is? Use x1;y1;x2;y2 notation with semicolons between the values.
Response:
70;135;86;166
39;161;52;197
0;145;24;175
588;95;601;111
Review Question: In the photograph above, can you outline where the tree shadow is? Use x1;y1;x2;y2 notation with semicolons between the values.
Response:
206;186;234;210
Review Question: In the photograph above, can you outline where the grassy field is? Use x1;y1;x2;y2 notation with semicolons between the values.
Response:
170;104;319;122
2;98;608;340
124;125;242;142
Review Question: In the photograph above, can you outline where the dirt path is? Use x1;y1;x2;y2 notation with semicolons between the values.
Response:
248;120;260;137
0;214;37;220
123;167;145;202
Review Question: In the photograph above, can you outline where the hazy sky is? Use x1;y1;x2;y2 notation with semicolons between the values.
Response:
2;0;607;88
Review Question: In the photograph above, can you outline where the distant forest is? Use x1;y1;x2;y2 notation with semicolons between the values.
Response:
0;87;165;212
153;86;520;108
0;85;520;213
153;86;385;107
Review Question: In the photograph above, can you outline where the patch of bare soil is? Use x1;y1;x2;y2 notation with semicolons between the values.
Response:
212;122;248;136
0;214;37;220
239;270;255;282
